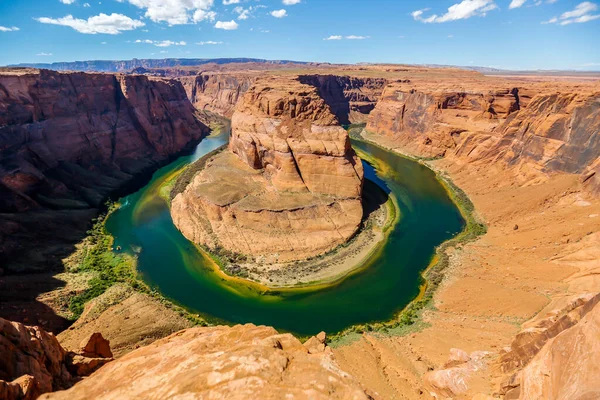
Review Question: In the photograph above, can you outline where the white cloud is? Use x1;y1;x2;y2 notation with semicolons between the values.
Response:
193;9;216;22
101;41;107;44
36;13;145;34
223;0;239;4
37;52;53;56
214;20;238;29
117;0;215;25
197;40;222;44
83;2;91;7
283;0;301;4
271;9;287;18
509;0;527;9
324;35;369;40
543;1;600;24
59;0;76;4
135;39;186;46
412;0;497;23
233;6;251;19
0;26;20;32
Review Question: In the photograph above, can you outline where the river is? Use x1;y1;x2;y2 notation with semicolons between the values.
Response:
105;133;464;335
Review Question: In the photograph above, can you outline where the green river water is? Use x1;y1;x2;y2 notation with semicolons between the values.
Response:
105;133;465;335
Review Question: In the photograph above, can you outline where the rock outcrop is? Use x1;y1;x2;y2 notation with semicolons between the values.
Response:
298;75;386;124
0;317;113;400
41;324;371;400
179;72;256;117
499;294;600;399
171;76;364;263
0;68;209;272
366;83;520;157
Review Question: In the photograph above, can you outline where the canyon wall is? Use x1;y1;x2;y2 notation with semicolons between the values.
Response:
0;68;209;272
179;73;255;117
366;83;521;157
298;75;387;124
365;82;600;190
171;76;364;263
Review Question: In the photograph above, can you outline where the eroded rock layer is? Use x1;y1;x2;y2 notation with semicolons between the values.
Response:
172;76;364;263
0;68;209;271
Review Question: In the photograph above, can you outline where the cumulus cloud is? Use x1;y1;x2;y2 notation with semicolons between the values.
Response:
412;0;497;23
193;9;216;22
116;0;215;25
345;35;369;39
509;0;527;8
323;35;342;40
223;0;239;4
83;2;91;6
59;0;76;4
543;1;600;24
135;39;186;46
36;13;145;34
233;5;264;20
271;9;287;18
197;40;223;44
215;20;238;29
283;0;301;4
37;52;53;56
0;26;20;32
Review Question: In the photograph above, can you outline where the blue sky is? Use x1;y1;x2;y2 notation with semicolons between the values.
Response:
0;0;598;70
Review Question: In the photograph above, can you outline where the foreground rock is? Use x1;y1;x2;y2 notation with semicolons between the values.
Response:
0;68;209;272
172;76;364;263
0;317;113;399
42;324;371;400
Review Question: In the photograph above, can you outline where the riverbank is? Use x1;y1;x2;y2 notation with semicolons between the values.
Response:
333;131;600;399
328;132;487;342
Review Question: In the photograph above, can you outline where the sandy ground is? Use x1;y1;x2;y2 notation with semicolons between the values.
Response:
333;135;600;399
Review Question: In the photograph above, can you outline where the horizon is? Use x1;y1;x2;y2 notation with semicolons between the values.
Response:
1;0;599;71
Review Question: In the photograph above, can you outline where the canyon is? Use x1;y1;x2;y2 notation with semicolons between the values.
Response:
1;62;599;399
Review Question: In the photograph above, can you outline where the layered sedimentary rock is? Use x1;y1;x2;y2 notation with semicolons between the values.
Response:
42;324;370;400
499;294;600;399
298;75;387;124
467;93;599;172
366;83;520;157
0;68;209;271
179;73;256;117
172;76;364;262
0;317;113;400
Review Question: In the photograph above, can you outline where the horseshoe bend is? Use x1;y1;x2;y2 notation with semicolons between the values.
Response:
1;5;600;398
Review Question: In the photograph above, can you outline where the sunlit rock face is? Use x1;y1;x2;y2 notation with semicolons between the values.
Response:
171;76;364;263
40;324;371;400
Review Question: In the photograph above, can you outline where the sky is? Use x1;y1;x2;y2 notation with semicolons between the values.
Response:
0;0;598;70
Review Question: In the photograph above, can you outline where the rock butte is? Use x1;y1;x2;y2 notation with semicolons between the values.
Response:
1;62;600;399
171;76;365;263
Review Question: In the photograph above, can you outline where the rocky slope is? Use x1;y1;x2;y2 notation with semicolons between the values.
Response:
0;68;209;272
41;324;370;400
0;317;113;400
171;76;364;263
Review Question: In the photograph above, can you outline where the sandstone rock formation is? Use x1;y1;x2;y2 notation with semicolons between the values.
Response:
0;317;113;400
366;83;520;157
497;294;600;399
41;324;371;400
171;77;364;263
179;72;256;117
0;68;209;272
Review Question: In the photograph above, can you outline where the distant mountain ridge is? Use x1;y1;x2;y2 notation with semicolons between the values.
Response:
7;57;309;73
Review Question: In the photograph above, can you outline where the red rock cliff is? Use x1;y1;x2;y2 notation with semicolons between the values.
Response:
0;68;209;271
